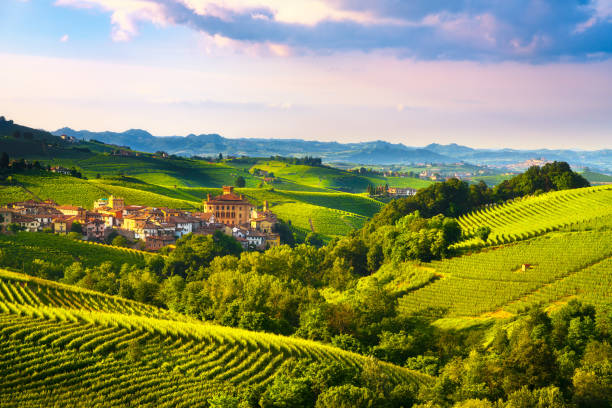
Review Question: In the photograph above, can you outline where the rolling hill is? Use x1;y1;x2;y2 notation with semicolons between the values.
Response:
0;118;433;239
0;268;430;407
54;125;612;170
0;172;383;239
365;186;612;330
456;185;612;247
398;230;612;319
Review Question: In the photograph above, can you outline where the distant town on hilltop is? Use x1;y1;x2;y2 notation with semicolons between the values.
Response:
1;187;280;252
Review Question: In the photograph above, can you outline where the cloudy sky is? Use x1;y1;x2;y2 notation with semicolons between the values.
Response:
1;0;611;149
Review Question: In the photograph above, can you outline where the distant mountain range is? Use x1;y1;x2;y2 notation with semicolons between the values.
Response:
53;127;612;171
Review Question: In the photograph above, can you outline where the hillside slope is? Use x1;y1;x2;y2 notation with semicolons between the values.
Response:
456;185;612;247
0;269;430;407
397;230;612;319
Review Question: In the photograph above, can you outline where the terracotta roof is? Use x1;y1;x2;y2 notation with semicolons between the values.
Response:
169;216;194;224
207;193;251;203
58;205;84;211
87;219;106;225
53;215;78;222
123;214;149;220
250;216;275;222
13;215;37;222
193;212;213;219
146;235;175;241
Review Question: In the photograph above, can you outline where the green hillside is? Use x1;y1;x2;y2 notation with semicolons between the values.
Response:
0;121;433;241
251;160;430;193
0;171;199;210
456;185;612;247
0;232;152;272
0;269;430;407
581;170;612;184
0;172;381;239
397;230;612;318
176;187;383;238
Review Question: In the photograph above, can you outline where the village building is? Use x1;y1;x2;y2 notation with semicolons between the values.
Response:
145;235;176;251
0;208;16;228
85;219;108;241
2;191;280;252
192;212;216;224
123;205;146;216
167;215;197;237
265;234;281;248
13;215;41;232
203;186;254;227
52;215;77;234
245;231;266;250
387;187;417;197
50;166;71;175
57;205;86;219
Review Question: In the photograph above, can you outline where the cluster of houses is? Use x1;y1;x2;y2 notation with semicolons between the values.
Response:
0;186;280;252
387;186;417;197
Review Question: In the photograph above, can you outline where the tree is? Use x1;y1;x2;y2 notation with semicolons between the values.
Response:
0;152;8;169
112;235;129;247
475;226;491;242
315;385;375;408
305;233;324;248
208;393;242;408
259;375;315;408
235;176;246;188
7;223;23;233
163;231;242;279
71;222;83;234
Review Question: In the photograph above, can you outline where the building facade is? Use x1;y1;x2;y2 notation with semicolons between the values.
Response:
203;186;254;227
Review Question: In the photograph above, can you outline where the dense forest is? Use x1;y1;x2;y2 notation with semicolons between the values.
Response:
2;162;608;407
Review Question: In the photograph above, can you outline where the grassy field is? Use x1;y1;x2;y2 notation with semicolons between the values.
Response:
0;269;431;407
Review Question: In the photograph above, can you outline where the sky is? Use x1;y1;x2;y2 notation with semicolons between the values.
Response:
1;0;611;149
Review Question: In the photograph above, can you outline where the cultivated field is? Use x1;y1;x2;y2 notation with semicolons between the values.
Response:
0;269;430;407
456;185;612;247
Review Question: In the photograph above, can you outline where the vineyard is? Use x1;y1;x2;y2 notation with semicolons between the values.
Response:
0;269;430;407
0;232;152;271
0;172;199;210
398;231;612;317
456;185;612;247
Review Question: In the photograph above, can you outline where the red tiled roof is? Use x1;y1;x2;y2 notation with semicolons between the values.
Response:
57;205;84;211
207;193;251;204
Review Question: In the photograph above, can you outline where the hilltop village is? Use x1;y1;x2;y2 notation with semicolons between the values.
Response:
0;186;280;251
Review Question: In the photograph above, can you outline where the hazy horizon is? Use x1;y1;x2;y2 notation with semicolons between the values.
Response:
2;0;612;150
